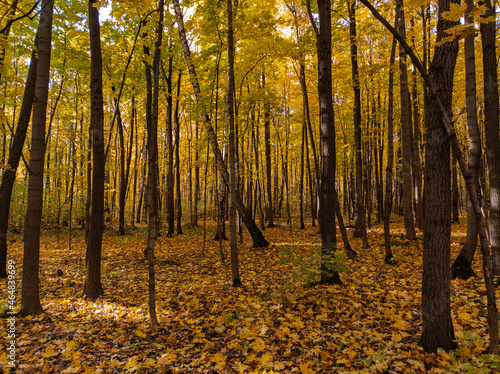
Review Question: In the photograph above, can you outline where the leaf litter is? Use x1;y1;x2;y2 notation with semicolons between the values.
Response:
1;219;500;373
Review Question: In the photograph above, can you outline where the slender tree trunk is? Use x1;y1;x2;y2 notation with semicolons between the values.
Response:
349;0;368;248
19;0;53;316
174;70;183;234
299;120;306;229
480;0;500;276
144;0;164;327
410;16;424;230
450;0;480;279
83;0;105;301
0;33;37;279
173;0;269;247
396;0;416;240
384;35;397;263
263;73;274;228
227;0;241;286
452;152;459;222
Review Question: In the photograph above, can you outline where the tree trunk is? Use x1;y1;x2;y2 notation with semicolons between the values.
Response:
263;73;274;228
83;0;105;301
419;0;458;353
19;0;53;316
174;70;183;234
227;0;241;286
480;0;500;276
173;0;268;247
0;33;37;279
144;0;164;327
384;35;397;263
450;0;480;279
308;0;341;285
349;0;368;248
396;0;416;240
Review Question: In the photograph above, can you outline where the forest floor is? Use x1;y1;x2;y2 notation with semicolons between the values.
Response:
1;217;500;373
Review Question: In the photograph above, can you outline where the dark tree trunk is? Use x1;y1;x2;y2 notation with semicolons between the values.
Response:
384;34;397;264
396;0;416;240
174;70;183;234
227;0;241;286
263;73;274;228
83;0;105;301
0;33;37;279
419;0;459;353
349;0;368;248
307;0;341;285
450;0;480;279
19;0;53;316
480;0;500;276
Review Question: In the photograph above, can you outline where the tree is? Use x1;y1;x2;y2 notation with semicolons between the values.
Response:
83;0;105;300
307;0;341;285
450;0;481;279
480;0;500;276
19;0;54;316
349;0;368;248
143;0;164;327
396;0;416;240
0;34;37;279
384;33;397;264
227;0;241;287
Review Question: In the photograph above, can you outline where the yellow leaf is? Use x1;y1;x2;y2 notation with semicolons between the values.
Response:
251;337;266;351
459;312;471;321
211;352;226;367
261;353;272;362
135;329;147;339
158;352;177;365
42;348;58;358
61;366;81;374
234;361;249;373
393;317;408;330
442;3;467;22
299;362;315;374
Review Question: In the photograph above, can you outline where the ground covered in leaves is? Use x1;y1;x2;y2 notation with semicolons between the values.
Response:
2;218;500;373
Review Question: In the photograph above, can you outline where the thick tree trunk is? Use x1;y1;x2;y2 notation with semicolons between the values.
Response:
0;34;37;279
83;0;105;301
19;0;53;316
173;0;268;247
419;0;458;353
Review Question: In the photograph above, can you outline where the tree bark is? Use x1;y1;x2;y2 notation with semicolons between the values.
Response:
308;0;341;285
227;0;241;287
480;0;500;276
396;0;416;240
19;0;53;316
349;0;368;248
83;0;105;301
384;35;397;264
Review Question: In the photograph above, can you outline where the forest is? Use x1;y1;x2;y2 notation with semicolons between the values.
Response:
1;0;500;372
